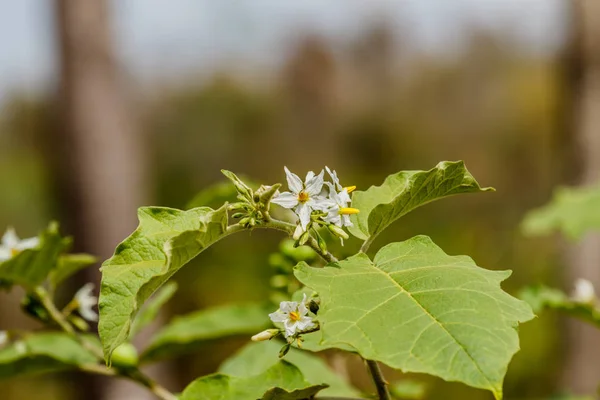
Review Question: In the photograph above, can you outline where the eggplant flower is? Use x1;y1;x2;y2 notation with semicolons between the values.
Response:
0;227;40;262
271;167;328;230
74;283;98;322
269;294;316;337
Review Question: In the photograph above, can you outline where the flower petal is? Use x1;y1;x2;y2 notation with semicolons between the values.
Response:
1;227;19;248
305;169;324;196
16;237;40;251
0;248;11;262
284;167;303;194
269;311;288;323
271;192;299;209
297;203;312;230
325;166;341;190
279;301;298;313
296;316;315;331
305;171;315;182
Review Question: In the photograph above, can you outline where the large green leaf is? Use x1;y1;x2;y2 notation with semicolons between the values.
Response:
0;222;69;289
294;236;534;399
141;303;271;363
522;185;600;240
99;206;229;362
181;360;327;400
348;161;493;241
130;282;178;339
219;341;362;398
0;332;98;379
49;253;97;288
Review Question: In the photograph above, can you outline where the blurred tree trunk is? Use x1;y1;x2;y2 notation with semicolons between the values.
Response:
53;1;172;399
563;0;600;393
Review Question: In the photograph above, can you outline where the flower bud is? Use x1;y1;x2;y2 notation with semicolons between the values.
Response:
316;233;327;253
279;343;292;358
292;225;303;240
327;224;349;240
231;212;245;219
251;329;280;342
299;231;310;246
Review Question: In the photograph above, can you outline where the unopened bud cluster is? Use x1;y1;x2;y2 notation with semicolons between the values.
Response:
223;170;281;228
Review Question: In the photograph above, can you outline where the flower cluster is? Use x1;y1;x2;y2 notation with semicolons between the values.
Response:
271;166;358;243
0;227;40;262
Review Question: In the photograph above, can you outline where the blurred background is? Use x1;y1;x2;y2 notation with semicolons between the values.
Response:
0;0;599;399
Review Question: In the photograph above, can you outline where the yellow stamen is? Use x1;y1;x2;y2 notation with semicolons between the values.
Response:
289;311;301;322
298;191;309;203
345;186;357;194
339;207;360;215
10;248;20;257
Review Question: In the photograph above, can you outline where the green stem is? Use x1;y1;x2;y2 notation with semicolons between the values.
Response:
365;359;392;400
259;219;339;263
35;287;177;400
360;236;375;254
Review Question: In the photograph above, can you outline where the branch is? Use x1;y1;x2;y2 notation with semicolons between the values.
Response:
365;359;392;400
35;286;178;400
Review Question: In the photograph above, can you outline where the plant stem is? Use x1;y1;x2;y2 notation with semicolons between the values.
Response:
360;236;375;254
261;219;339;263
35;286;178;400
365;359;392;400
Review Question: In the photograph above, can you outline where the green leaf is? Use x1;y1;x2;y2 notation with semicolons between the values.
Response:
219;341;362;398
181;360;327;400
519;284;600;327
521;185;600;240
294;236;534;399
141;303;271;363
348;161;493;241
49;253;97;288
130;282;178;339
0;332;98;379
0;222;69;289
99;206;229;362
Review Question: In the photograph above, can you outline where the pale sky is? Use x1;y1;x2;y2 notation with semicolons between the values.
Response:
0;0;565;103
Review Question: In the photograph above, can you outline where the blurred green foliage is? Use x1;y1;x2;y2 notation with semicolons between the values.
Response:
0;28;577;399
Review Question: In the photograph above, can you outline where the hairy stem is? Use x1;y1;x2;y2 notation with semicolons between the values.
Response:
35;286;178;400
365;359;392;400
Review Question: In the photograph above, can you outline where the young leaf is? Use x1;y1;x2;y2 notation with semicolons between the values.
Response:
140;303;272;363
99;206;228;363
294;235;534;399
521;185;600;240
0;222;70;289
0;332;98;379
519;284;600;328
348;161;493;241
180;360;327;400
49;253;97;288
219;341;362;398
129;282;178;339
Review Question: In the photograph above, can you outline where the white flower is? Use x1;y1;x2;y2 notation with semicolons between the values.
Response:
323;184;355;228
0;331;8;347
572;279;596;304
269;294;316;338
74;283;98;322
271;167;328;230
0;227;40;262
251;329;280;342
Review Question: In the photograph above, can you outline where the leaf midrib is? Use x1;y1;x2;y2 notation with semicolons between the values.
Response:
370;259;496;390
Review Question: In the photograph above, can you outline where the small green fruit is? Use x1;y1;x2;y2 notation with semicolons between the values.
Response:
279;239;316;261
111;343;139;368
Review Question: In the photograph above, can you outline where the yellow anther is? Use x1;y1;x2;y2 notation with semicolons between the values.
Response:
298;191;309;203
10;248;20;257
289;311;301;322
339;207;360;215
345;186;356;193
